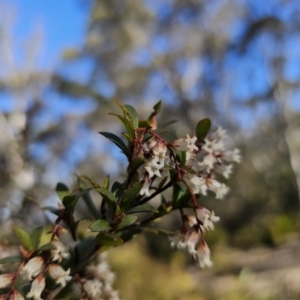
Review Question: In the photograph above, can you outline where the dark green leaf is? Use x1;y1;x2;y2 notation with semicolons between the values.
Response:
96;187;118;203
63;189;91;211
149;100;162;119
111;181;124;199
141;227;176;236
0;256;23;264
124;105;139;129
56;182;70;201
195;118;211;141
138;120;152;128
172;183;193;209
116;215;138;230
155;203;168;217
38;243;57;251
89;219;112;232
95;232;123;252
128;204;158;214
42;206;61;216
121;182;143;210
12;225;33;251
98;132;129;157
30;227;43;250
76;237;96;260
82;190;101;219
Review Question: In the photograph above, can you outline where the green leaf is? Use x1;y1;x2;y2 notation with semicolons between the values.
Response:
117;215;138;230
172;183;193;209
95;232;123;252
124;105;139;129
74;217;93;239
195;118;211;141
98;132;129;157
138;120;152;128
56;182;70;201
96;187;118;203
0;256;23;264
12;225;33;251
128;204;158;214
89;219;112;232
80;175;101;189
102;176;110;189
75;237;96;260
155;203;168;217
149;100;162;119
42;206;61;216
30;227;43;250
109;113;135;139
38;243;57;251
141;227;176;236
63;189;91;211
121;182;143;210
111;181;124;199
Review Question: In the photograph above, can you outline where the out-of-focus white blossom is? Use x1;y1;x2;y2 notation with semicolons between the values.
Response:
206;178;229;199
140;177;151;196
27;273;45;300
50;240;69;262
10;290;25;300
21;256;44;280
48;264;71;287
196;208;220;230
215;164;233;178
0;273;15;288
221;148;241;163
173;135;198;152
195;241;213;268
83;279;103;298
183;173;207;195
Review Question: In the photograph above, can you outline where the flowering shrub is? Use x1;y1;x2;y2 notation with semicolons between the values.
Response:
0;102;240;299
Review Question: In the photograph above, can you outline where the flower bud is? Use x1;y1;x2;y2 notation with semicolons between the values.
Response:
0;273;15;288
21;256;44;280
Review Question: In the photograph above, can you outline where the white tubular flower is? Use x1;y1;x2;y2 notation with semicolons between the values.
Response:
183;173;207;195
140;178;151;196
221;148;241;163
144;157;163;178
48;264;71;287
196;208;220;231
173;135;198;152
206;178;229;199
83;279;103;299
27;273;45;300
21;256;44;280
51;240;69;262
169;233;186;250
10;290;25;300
209;126;227;141
152;141;167;159
215;164;233;179
185;230;200;255
196;240;213;268
103;285;120;300
197;153;217;172
0;273;15;288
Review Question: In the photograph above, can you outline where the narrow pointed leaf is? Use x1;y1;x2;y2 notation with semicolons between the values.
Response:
0;256;23;264
109;113;135;139
80;175;101;189
99;132;129;156
124;105;139;129
63;189;91;211
96;187;118;203
30;227;43;250
38;243;57;251
12;225;33;251
128;204;158;214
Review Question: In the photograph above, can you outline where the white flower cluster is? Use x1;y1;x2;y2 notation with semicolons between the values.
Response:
175;127;240;199
0;240;71;300
139;127;240;200
170;208;219;268
82;253;121;300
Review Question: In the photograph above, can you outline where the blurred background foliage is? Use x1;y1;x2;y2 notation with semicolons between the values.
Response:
0;0;300;299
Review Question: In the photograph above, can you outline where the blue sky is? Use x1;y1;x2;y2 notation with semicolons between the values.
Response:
7;0;87;67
